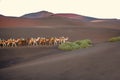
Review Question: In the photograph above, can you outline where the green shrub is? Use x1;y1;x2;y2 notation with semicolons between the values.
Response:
74;39;92;45
58;39;92;51
79;41;92;48
108;36;120;42
58;42;80;51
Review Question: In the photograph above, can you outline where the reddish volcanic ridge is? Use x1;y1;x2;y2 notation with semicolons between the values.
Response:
54;13;97;21
21;11;97;21
21;11;53;18
0;10;120;29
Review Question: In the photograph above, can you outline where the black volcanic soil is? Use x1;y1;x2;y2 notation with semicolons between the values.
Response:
0;42;120;80
0;27;119;43
0;27;120;80
0;46;63;68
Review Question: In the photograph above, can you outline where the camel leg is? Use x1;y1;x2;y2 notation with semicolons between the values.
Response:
3;43;6;47
12;43;17;47
35;42;38;46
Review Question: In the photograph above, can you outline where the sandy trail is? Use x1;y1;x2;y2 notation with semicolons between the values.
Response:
0;42;120;80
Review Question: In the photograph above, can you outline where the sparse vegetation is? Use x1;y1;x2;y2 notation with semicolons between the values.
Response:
108;36;120;42
74;39;92;48
58;42;80;51
58;39;92;51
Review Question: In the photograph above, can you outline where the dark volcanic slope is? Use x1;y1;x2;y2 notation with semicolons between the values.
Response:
54;13;97;21
0;11;120;29
21;11;97;21
0;42;120;80
89;19;120;30
0;15;85;27
0;27;120;43
21;11;53;18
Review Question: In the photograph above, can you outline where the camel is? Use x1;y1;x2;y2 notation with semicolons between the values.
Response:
16;38;28;46
5;38;17;47
0;43;2;47
62;37;69;43
57;37;69;44
39;37;46;45
28;38;34;46
35;37;41;45
0;36;69;48
0;39;2;47
48;37;54;45
28;38;38;46
10;39;17;47
50;37;59;45
0;39;6;47
33;38;39;46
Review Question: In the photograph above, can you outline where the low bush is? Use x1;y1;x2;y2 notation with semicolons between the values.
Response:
58;39;92;51
74;39;92;45
108;36;120;42
58;42;80;51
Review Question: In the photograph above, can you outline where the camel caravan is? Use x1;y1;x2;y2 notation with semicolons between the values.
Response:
0;37;69;48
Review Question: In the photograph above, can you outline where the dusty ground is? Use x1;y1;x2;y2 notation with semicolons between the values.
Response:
0;27;120;80
0;42;120;80
0;27;119;43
